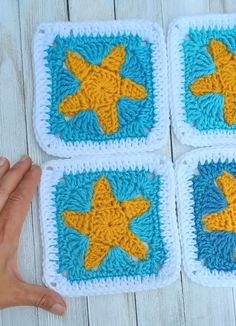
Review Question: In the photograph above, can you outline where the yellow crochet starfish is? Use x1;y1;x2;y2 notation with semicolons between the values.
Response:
189;39;236;125
202;171;236;233
61;177;150;270
59;45;147;134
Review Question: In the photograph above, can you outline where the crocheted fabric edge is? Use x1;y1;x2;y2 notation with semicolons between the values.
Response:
176;145;236;286
33;20;169;158
39;153;180;296
168;14;236;147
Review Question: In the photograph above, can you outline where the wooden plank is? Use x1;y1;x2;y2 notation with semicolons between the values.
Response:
210;0;236;12
135;281;185;326
67;1;137;325
88;294;136;326
115;1;185;325
0;0;38;325
115;0;163;22
68;0;114;20
162;1;236;325
18;0;89;325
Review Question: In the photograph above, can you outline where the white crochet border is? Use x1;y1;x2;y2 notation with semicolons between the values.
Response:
39;154;180;296
176;146;236;287
168;14;236;147
33;20;169;158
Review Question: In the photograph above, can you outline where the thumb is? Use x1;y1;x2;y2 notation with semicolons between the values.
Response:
18;283;66;316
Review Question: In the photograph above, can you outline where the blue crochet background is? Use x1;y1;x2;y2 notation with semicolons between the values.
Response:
183;27;236;131
46;34;154;143
53;169;167;282
192;160;236;271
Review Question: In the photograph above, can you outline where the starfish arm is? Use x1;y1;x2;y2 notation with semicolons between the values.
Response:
119;230;147;260
120;78;147;99
92;177;117;209
94;102;119;134
61;210;91;235
208;39;233;69
100;45;125;73
189;72;222;96
216;171;236;205
84;240;110;270
120;198;150;222
202;207;236;233
222;93;236;126
59;89;89;117
65;50;92;81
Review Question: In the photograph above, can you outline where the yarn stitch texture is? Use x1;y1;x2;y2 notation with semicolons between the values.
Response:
39;154;180;296
33;21;168;157
56;170;162;282
201;171;236;235
168;14;236;147
58;45;147;134
176;146;236;286
189;39;236;126
61;176;150;270
47;35;151;140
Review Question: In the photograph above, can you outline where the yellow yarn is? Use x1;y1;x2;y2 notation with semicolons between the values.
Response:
202;171;236;232
59;45;147;134
61;176;150;270
189;39;236;126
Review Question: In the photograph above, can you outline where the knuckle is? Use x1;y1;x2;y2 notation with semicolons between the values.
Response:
36;294;49;309
8;191;25;204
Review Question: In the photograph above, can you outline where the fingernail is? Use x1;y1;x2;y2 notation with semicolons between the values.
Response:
50;303;66;316
0;157;6;167
20;155;29;162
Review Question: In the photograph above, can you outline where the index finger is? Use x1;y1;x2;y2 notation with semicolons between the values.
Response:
1;165;41;244
0;156;32;212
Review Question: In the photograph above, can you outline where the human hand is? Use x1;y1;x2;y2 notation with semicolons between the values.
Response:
0;156;66;315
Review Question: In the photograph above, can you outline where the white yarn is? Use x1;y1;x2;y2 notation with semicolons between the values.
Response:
168;14;236;147
176;145;236;287
39;153;180;296
33;20;169;158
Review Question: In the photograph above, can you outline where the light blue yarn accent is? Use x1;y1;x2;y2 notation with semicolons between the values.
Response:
46;34;154;143
192;160;236;271
53;169;166;282
183;27;236;131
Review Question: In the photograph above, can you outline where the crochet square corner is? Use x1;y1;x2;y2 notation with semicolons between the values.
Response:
33;20;168;157
169;14;236;147
39;154;179;296
176;146;236;286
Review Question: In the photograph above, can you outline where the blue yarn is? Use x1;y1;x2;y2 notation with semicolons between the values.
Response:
53;169;166;282
45;34;154;143
183;27;236;131
192;160;236;271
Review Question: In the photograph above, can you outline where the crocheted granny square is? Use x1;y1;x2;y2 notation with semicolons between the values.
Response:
33;20;168;157
176;146;236;286
39;154;179;296
169;14;236;147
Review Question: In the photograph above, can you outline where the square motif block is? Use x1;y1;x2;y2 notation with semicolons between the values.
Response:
33;20;168;157
176;146;236;286
39;154;180;296
169;14;236;147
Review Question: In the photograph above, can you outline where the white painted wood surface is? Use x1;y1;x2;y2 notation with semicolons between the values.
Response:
0;0;236;325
